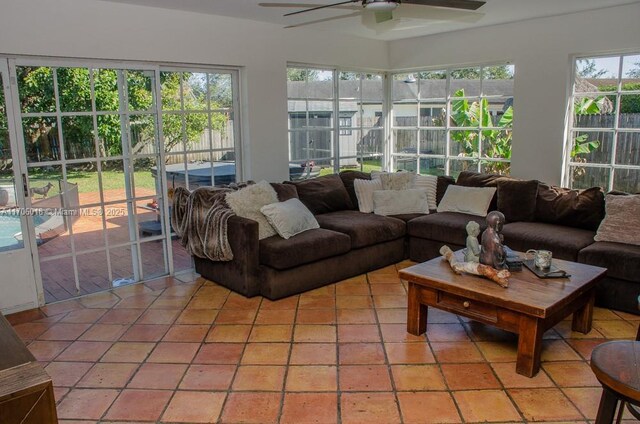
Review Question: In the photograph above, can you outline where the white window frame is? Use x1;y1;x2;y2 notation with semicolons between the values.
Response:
390;62;514;176
564;52;640;192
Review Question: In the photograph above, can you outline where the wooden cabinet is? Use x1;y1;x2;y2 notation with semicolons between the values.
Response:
0;314;58;424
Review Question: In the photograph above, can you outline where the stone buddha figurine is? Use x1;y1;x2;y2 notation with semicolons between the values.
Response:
480;211;506;269
464;221;481;263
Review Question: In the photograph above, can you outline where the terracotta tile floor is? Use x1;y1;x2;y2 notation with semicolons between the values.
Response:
8;261;640;423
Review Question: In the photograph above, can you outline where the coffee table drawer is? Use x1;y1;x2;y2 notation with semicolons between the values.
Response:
437;292;498;322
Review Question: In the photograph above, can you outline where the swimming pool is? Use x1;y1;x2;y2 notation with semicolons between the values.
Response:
0;211;50;251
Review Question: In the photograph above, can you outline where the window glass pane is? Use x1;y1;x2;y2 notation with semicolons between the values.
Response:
62;115;95;160
160;71;183;111
100;160;127;203
481;129;511;161
184;113;209;151
573;95;615;128
58;68;92;112
450;97;480;128
571;131;612;165
307;69;333;99
183;73;208;110
451;67;480;97
307;130;333;162
570;166;610;190
394;104;418;127
450;130;479;157
210;73;233;109
619;95;640;126
97;114;122;157
394;156;416;173
307;103;333;127
449;159;478;178
66;162;99;207
575;57;619;93
622;54;640;90
129;114;157;154
127;70;154;112
394;129;417;155
393;74;418;102
94;69;119;112
361;74;383;102
420;129;445;155
17;66;56;113
339;72;359;99
480;160;510;175
361;128;383;158
418;70;446;100
23;117;60;163
420;104;446;127
615;132;640;166
613;168;640;193
419;158;445;176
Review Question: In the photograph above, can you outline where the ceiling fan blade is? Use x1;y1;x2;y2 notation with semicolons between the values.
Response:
285;11;362;27
374;10;393;23
284;0;360;16
402;0;485;10
391;5;483;22
258;2;360;10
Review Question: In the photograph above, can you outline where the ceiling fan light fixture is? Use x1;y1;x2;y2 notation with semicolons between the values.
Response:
364;0;399;12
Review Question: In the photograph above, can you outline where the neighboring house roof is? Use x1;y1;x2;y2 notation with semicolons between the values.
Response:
287;79;514;112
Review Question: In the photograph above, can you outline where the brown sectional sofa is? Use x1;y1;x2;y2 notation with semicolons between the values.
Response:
193;171;640;314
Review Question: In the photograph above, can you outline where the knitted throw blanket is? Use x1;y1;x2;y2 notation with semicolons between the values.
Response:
171;186;236;261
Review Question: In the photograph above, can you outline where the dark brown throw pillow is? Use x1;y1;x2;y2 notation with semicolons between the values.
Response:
284;174;353;215
535;184;605;231
339;171;371;210
436;175;455;206
456;171;514;211
497;180;539;223
270;183;298;202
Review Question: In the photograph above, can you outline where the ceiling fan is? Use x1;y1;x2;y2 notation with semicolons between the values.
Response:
259;0;486;27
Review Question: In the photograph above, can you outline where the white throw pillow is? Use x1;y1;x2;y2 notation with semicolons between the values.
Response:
260;198;320;240
372;189;429;216
414;174;438;210
354;178;383;213
436;185;497;217
225;181;278;240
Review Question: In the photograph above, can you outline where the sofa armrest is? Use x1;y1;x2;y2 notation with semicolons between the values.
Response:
194;215;262;297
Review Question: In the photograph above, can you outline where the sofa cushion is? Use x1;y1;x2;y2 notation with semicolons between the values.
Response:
501;222;596;261
456;171;514;211
408;212;487;246
259;228;351;270
285;174;354;215
270;182;298;202
578;241;640;282
436;175;455;206
535;184;604;231
390;213;427;223
315;210;406;249
340;171;371;209
373;189;429;216
497;179;539;223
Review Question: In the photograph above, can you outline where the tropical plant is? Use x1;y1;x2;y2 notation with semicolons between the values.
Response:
571;96;605;158
449;89;513;174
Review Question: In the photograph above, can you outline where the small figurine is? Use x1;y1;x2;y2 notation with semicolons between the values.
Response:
480;211;507;269
464;221;481;263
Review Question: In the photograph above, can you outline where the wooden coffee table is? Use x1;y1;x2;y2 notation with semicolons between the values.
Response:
399;252;606;377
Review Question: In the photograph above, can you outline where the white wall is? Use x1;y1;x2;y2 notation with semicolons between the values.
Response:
389;3;640;184
0;0;388;182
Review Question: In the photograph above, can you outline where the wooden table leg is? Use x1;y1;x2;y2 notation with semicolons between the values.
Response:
516;315;543;377
595;387;620;424
407;282;428;336
572;290;595;333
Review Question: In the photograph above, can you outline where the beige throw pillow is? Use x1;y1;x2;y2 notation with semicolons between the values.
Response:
260;198;319;240
414;174;438;210
436;185;497;217
354;178;383;213
225;180;278;240
372;189;429;216
594;194;640;246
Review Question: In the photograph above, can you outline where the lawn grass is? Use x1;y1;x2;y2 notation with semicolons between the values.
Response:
318;158;383;176
27;169;157;194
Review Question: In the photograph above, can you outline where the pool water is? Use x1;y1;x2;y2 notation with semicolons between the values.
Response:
0;212;49;250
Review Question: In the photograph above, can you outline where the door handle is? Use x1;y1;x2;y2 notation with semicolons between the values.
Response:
22;174;29;198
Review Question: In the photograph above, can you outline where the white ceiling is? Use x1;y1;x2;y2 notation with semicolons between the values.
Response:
99;0;640;41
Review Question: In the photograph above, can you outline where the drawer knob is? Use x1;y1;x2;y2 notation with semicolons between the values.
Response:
463;301;471;308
